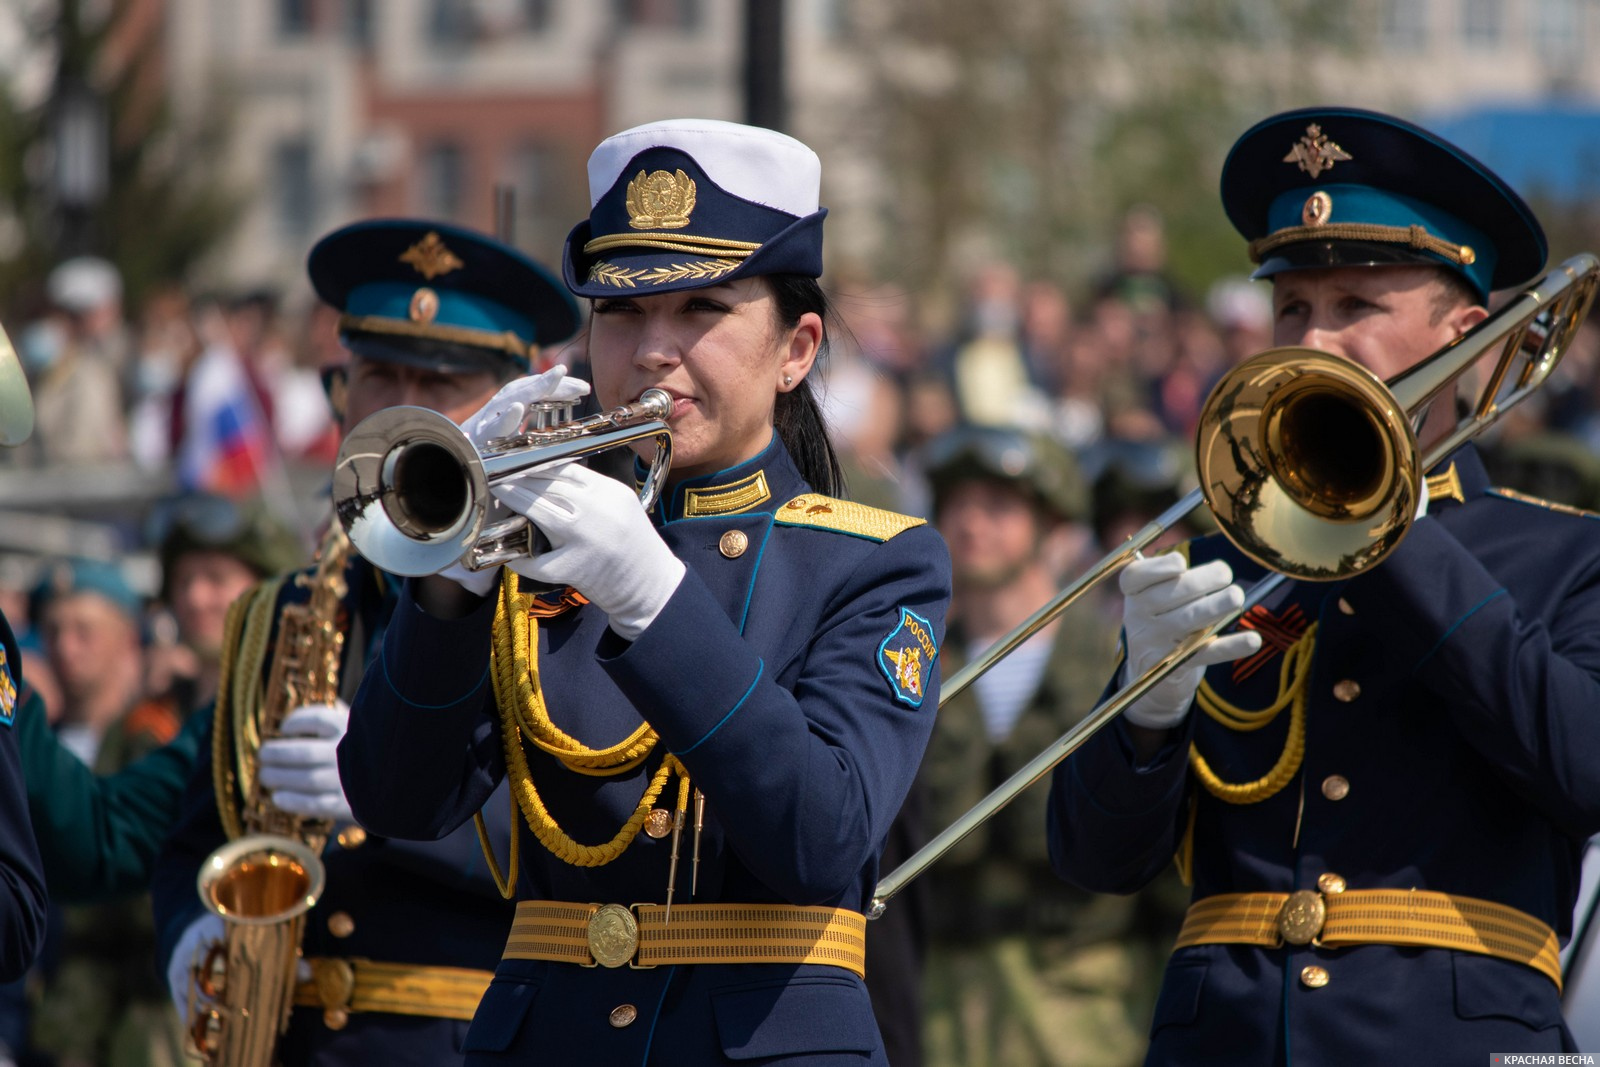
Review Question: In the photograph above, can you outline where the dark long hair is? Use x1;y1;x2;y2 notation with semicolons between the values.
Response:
766;274;844;497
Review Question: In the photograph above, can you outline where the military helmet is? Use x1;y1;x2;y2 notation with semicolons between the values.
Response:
149;493;305;600
1086;438;1214;540
924;425;1087;523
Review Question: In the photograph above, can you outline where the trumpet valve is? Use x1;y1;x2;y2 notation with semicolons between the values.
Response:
524;398;578;431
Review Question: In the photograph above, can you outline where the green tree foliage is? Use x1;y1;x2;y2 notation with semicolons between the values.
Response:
0;0;240;319
857;0;1358;305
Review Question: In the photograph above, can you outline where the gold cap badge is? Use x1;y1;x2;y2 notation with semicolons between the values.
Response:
626;169;697;230
399;231;465;280
1302;191;1332;227
1283;124;1352;179
409;287;439;323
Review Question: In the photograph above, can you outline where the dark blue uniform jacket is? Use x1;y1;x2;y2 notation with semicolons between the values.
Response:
1049;447;1600;1064
338;438;951;1066
0;616;44;982
151;557;517;1067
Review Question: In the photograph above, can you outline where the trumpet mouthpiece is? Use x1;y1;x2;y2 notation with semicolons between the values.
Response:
637;389;672;419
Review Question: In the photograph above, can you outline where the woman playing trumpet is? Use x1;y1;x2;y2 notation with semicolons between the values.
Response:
337;119;951;1066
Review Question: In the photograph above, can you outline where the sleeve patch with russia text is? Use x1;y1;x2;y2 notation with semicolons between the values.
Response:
878;608;938;708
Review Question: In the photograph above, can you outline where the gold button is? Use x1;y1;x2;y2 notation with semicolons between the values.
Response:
1316;872;1346;894
324;1007;349;1030
1332;679;1360;702
644;808;673;839
1337;597;1354;615
327;911;355;938
609;1003;638;1028
337;826;367;849
1300;965;1330;988
719;530;749;558
1321;775;1350;801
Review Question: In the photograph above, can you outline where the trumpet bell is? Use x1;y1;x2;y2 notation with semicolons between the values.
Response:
333;405;489;577
334;389;674;578
1198;347;1420;581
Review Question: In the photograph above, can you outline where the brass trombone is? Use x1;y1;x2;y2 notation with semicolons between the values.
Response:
333;389;672;576
869;252;1600;917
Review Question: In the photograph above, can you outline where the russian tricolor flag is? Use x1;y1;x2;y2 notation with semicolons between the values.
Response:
176;344;275;495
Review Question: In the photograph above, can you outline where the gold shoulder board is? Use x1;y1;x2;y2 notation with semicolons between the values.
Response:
773;495;926;543
1487;487;1600;520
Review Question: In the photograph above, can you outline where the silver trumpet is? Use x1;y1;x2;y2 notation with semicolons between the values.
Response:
333;389;673;576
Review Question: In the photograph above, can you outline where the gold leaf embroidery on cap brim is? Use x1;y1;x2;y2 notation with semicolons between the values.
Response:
587;260;740;288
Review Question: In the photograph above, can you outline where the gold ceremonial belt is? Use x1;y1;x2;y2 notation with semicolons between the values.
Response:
504;900;868;978
293;958;493;1028
1176;888;1561;989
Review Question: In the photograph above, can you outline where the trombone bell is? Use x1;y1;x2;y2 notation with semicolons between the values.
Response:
1198;347;1419;581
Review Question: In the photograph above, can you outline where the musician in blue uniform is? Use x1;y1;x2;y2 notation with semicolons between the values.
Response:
1049;107;1599;1061
150;219;579;1066
336;119;952;1065
0;620;45;985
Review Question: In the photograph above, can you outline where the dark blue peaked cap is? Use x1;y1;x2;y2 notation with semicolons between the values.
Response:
1221;107;1548;299
564;119;827;298
309;218;578;374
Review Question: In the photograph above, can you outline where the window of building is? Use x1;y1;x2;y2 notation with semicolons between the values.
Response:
420;142;466;219
1379;0;1428;50
615;0;702;31
520;0;554;32
815;0;852;40
428;0;474;42
346;0;374;48
277;0;313;37
273;139;314;237
504;141;565;249
1461;0;1503;44
428;0;554;40
1534;0;1579;58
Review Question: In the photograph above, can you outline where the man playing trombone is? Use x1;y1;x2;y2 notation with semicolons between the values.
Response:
1049;107;1597;1060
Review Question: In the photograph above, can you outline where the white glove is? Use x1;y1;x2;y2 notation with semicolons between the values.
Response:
459;364;591;449
167;912;225;1025
1119;554;1262;730
495;464;685;641
440;366;593;596
258;701;354;821
1414;472;1431;521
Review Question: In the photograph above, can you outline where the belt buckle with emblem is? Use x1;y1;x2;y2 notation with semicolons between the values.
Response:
586;903;655;969
1276;889;1326;946
310;958;357;1030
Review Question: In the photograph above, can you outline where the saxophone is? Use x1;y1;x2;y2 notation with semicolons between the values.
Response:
190;525;351;1066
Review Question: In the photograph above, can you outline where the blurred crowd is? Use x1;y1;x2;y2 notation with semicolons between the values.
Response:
2;203;1600;1066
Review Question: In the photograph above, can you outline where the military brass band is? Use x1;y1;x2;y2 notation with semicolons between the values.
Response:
0;101;1588;1067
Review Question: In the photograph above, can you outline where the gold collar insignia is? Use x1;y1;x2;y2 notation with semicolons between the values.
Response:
1283;124;1352;179
683;471;771;517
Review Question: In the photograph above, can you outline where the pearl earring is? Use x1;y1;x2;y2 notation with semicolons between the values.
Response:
784;375;794;386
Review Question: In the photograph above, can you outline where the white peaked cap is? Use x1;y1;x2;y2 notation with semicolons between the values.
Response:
586;118;821;216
